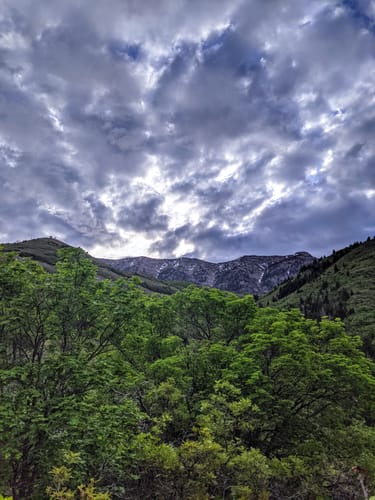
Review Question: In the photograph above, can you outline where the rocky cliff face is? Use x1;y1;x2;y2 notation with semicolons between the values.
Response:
100;251;314;295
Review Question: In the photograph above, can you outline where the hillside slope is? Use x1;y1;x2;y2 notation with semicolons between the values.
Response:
100;251;314;295
260;237;375;356
1;238;182;294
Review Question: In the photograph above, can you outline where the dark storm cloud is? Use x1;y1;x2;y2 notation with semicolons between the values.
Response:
150;224;192;256
251;190;375;258
118;195;169;233
0;0;374;259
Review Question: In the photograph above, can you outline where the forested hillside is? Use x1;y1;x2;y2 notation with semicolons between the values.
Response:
260;237;375;357
1;247;375;499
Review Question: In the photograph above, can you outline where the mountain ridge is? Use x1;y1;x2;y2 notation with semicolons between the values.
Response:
1;237;315;296
99;251;315;295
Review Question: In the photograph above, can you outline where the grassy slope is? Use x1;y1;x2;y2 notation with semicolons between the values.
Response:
260;238;375;354
1;237;183;295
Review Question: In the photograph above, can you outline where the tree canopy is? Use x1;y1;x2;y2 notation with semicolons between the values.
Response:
1;248;374;499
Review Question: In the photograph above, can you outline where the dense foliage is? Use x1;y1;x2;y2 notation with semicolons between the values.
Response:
1;248;375;499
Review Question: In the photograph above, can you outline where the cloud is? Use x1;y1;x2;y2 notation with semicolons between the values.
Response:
118;194;169;233
0;0;374;260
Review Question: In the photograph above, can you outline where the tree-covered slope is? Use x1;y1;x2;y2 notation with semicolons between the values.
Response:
1;247;375;499
2;237;183;295
260;237;375;356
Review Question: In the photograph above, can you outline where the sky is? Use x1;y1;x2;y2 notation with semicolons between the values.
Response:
0;0;375;261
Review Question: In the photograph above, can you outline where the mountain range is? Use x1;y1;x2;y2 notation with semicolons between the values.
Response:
99;252;314;295
1;237;314;295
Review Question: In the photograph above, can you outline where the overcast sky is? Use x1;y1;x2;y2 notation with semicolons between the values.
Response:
1;0;374;261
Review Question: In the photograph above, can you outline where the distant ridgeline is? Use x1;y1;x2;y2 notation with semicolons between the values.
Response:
99;251;315;295
2;237;314;295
